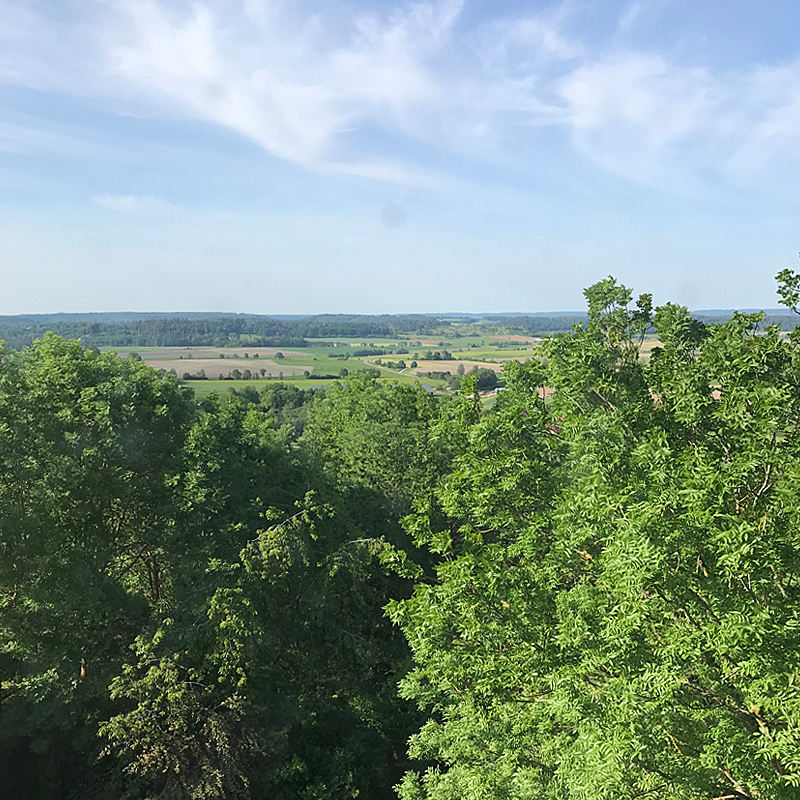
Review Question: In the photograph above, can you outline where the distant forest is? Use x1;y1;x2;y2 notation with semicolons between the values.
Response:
0;308;796;349
0;314;436;349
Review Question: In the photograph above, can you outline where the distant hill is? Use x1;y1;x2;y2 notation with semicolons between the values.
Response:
1;307;796;351
0;313;443;350
0;312;254;325
692;308;793;316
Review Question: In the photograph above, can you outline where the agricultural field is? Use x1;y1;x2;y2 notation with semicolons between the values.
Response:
106;332;658;396
154;359;305;379
407;359;505;375
107;346;308;359
490;335;542;343
108;343;452;393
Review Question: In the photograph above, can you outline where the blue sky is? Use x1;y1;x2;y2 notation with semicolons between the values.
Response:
2;0;800;314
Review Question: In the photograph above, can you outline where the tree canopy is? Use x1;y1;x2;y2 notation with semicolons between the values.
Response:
0;337;430;799
391;275;800;800
4;276;800;800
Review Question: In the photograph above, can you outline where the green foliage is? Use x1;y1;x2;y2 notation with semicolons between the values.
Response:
303;374;447;517
99;486;424;800
230;383;320;440
391;277;800;800
7;274;800;800
776;266;800;315
0;335;424;799
0;333;193;796
100;635;258;800
472;367;498;391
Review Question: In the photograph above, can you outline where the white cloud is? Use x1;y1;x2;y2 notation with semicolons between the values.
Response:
101;0;468;166
618;1;644;33
92;194;176;213
562;53;717;142
4;0;800;195
724;61;800;179
558;50;800;194
475;2;584;66
557;52;724;190
107;0;347;163
326;160;440;188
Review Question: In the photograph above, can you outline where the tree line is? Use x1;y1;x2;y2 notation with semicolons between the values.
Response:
0;315;454;350
3;274;800;799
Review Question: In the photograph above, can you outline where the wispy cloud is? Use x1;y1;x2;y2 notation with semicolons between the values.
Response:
559;52;722;191
92;194;176;213
4;0;800;196
618;1;644;33
0;0;575;177
560;50;800;194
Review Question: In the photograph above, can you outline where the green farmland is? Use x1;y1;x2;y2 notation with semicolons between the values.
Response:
106;333;549;395
105;330;669;398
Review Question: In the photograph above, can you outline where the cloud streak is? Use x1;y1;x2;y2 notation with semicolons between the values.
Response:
3;0;800;195
92;194;176;213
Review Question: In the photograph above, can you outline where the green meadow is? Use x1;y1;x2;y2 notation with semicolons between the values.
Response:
102;333;550;396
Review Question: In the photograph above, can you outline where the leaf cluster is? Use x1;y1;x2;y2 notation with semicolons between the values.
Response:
392;277;800;800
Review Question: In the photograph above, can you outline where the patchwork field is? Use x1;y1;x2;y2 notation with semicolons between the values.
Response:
104;331;660;396
153;359;305;378
490;335;542;343
116;346;308;360
453;349;536;361
409;359;505;375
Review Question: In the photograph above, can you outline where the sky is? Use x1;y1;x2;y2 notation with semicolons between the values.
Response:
2;0;800;314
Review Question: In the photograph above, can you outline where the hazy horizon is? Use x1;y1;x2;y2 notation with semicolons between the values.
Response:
1;307;795;321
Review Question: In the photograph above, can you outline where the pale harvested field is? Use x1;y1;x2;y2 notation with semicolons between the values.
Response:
491;335;542;343
411;359;505;375
639;339;663;355
126;346;308;360
146;358;306;378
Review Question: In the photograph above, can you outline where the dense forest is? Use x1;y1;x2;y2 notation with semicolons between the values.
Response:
0;313;595;350
0;315;443;350
2;310;797;351
3;275;800;799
